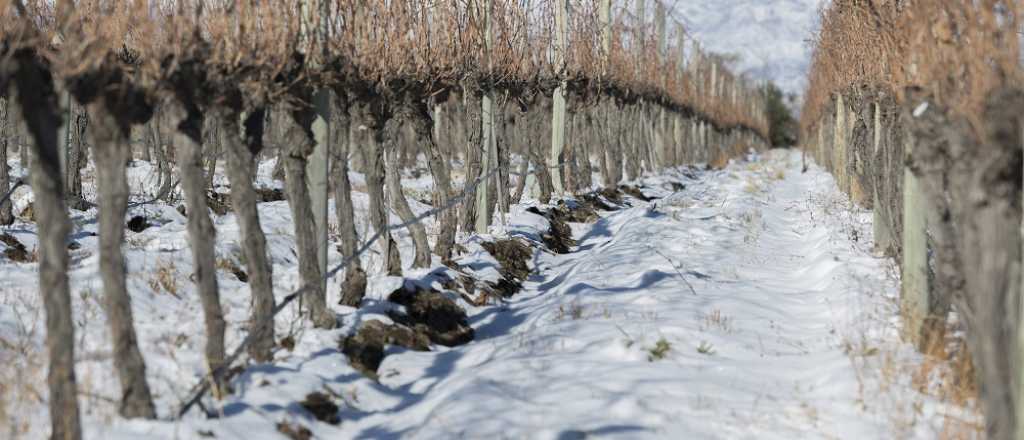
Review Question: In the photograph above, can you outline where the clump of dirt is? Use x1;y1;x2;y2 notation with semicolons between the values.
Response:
479;238;534;299
556;200;599;223
578;192;619;212
388;284;475;347
341;320;431;378
0;233;30;262
663;182;686;192
277;421;313;440
279;335;296;351
449;274;502;306
527;206;575;254
256;187;286;202
207;192;232;216
126;215;152;233
217;258;249;283
619;185;653;202
598;187;625;205
481;239;532;283
19;203;34;222
299;392;341;425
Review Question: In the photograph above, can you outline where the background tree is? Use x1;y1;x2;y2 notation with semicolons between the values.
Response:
762;82;797;148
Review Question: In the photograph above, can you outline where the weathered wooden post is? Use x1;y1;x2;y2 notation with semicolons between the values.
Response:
58;89;70;188
475;0;495;233
833;95;846;186
900;112;931;349
301;0;331;292
549;0;569;195
872;102;892;254
1018;111;1024;440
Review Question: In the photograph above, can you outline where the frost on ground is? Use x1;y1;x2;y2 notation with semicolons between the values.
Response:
1;150;965;439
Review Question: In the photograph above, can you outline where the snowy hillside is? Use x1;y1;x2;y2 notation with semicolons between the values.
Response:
674;0;825;96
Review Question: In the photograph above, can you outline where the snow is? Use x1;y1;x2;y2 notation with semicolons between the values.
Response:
1;150;966;438
673;0;826;97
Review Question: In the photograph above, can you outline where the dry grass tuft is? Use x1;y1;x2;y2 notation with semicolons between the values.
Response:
149;259;180;298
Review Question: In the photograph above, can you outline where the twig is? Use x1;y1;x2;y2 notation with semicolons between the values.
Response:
649;245;698;296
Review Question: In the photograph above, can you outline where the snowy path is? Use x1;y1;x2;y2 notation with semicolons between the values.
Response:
92;150;905;439
355;149;899;439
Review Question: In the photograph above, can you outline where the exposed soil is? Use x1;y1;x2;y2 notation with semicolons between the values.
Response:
388;284;475;347
126;215;152;233
526;206;575;254
299;392;340;425
0;233;30;262
276;421;313;440
255;187;286;202
341;319;432;379
207;192;232;216
619;185;653;202
481;238;532;283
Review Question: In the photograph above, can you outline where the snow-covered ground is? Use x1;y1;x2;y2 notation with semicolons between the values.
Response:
1;149;969;439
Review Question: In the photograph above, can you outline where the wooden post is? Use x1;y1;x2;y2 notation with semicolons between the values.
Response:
1018;116;1024;440
901;123;930;348
301;0;331;291
872;102;891;254
549;0;568;194
476;0;495;233
58;89;70;190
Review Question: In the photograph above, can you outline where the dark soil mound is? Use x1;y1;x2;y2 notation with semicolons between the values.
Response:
0;233;30;262
341;320;431;378
481;238;532;282
663;182;686;192
619;185;653;201
556;200;599;223
126;215;152;233
598;187;626;205
525;206;575;254
299;392;340;425
388;284;475;347
277;421;313;440
207;192;232;216
256;187;286;202
579;192;620;212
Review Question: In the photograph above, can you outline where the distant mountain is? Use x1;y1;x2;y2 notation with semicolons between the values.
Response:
673;0;825;97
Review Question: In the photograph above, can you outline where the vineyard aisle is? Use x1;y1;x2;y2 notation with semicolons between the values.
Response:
79;149;932;439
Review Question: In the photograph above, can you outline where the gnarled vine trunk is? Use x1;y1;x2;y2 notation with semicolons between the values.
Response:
171;105;227;387
87;105;157;419
0;96;13;226
217;112;276;362
355;104;402;276
282;120;336;328
420;101;457;261
384;116;431;269
14;52;82;440
332;105;367;307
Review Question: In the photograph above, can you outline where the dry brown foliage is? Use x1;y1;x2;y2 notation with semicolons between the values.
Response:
802;0;1021;138
0;0;767;136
